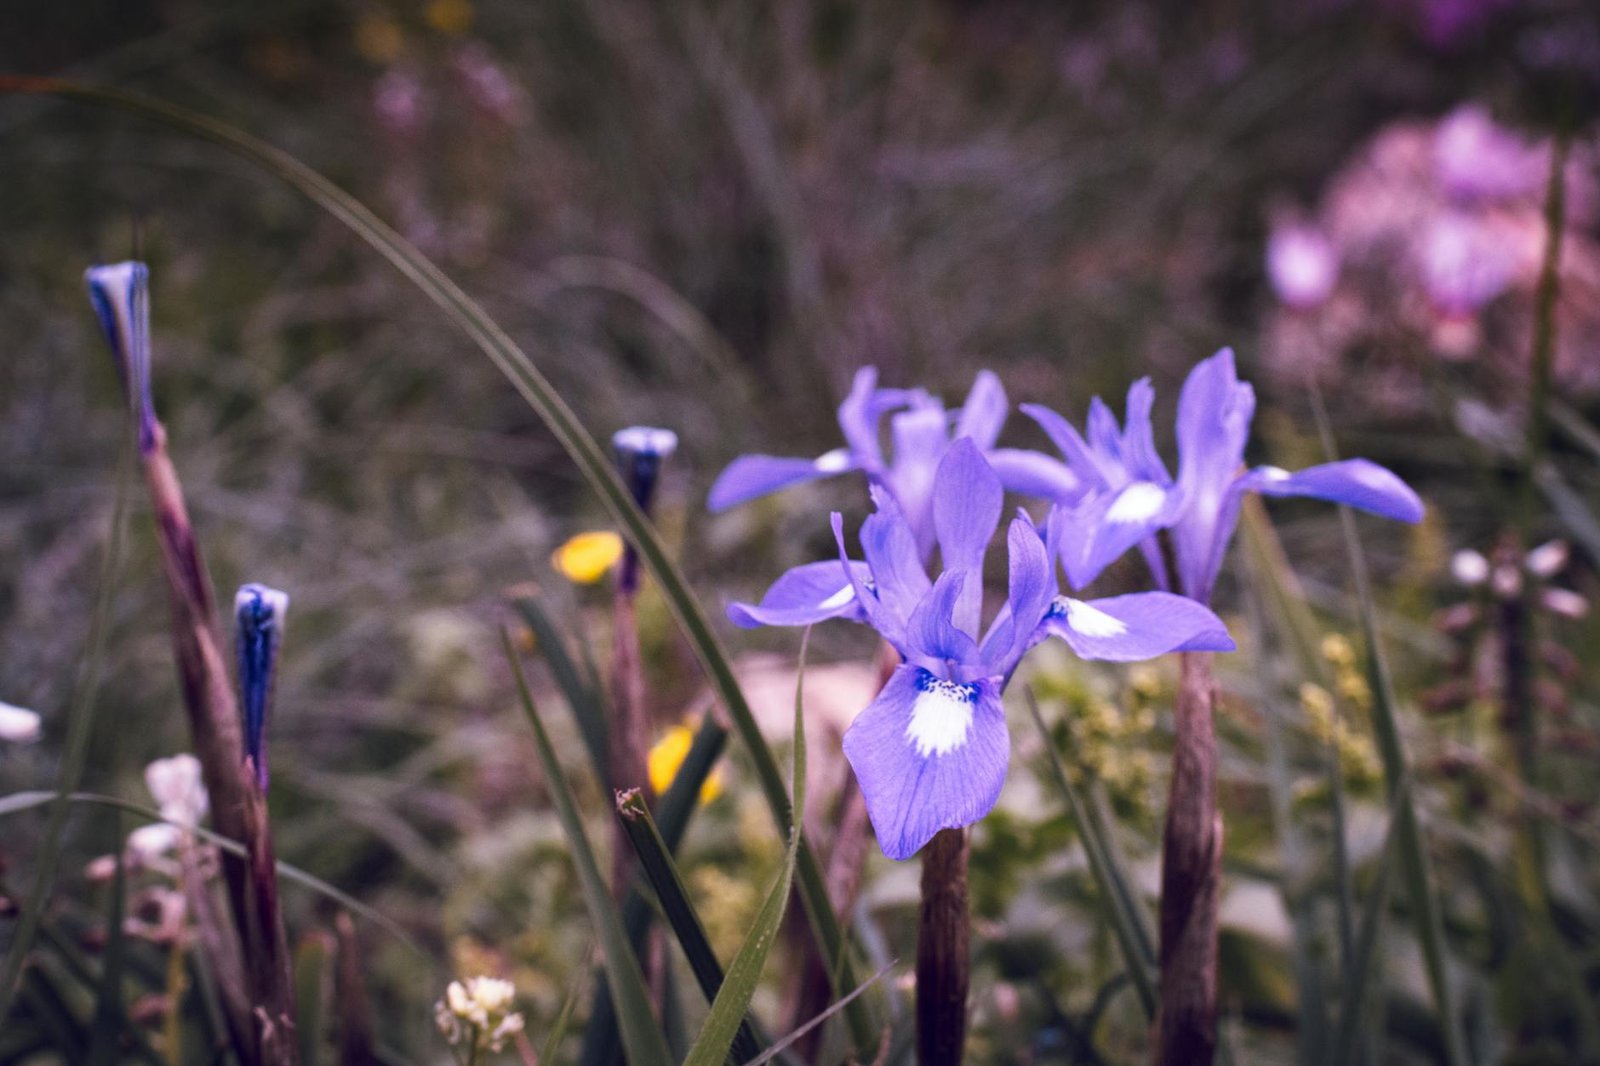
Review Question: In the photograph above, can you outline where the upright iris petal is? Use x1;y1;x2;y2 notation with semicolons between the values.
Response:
85;261;159;455
1021;348;1424;603
235;583;288;792
708;366;1075;559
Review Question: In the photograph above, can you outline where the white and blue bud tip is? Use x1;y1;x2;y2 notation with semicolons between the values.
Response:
235;583;289;792
85;261;159;455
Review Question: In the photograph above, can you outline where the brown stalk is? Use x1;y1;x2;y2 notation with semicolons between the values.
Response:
1152;651;1222;1066
916;827;971;1066
140;426;298;1065
334;912;378;1066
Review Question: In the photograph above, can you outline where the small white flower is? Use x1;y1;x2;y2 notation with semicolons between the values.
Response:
1524;540;1569;579
1450;550;1489;587
0;701;41;743
145;754;208;826
436;976;524;1053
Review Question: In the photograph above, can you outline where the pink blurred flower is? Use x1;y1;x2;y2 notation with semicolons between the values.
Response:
1419;212;1516;316
1434;106;1546;203
1267;224;1340;309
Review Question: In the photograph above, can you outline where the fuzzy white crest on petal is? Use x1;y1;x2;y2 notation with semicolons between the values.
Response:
905;677;976;758
1061;598;1129;638
817;584;856;610
1106;481;1167;524
814;447;853;473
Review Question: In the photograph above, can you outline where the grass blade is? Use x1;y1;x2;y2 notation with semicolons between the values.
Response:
617;789;765;1063
502;628;674;1066
0;790;429;966
0;438;131;1020
538;944;594;1066
1024;687;1157;1020
0;77;872;1049
740;962;896;1066
1329;783;1407;1066
87;826;128;1066
512;594;609;787
294;933;332;1066
681;633;808;1066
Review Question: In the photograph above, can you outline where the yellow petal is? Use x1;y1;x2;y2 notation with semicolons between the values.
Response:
551;531;624;585
648;723;722;805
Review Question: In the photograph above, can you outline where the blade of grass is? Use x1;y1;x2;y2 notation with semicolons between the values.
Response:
739;962;896;1066
616;791;765;1063
0;437;131;1020
1329;782;1407;1066
538;944;594;1066
512;594;609;787
87;823;129;1066
1298;392;1469;1066
293;933;332;1066
0;791;428;965
0;78;872;1049
502;628;674;1066
682;631;808;1066
1024;688;1157;1020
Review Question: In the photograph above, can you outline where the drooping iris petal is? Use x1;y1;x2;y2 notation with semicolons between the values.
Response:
932;439;1003;636
954;370;1008;451
1172;348;1255;600
986;448;1082;502
1239;459;1425;524
235;583;289;792
85;261;159;455
727;560;873;628
841;666;1009;862
707;450;855;512
1038;591;1234;661
833;511;907;653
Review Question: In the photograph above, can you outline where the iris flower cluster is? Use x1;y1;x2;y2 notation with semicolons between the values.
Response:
716;350;1422;860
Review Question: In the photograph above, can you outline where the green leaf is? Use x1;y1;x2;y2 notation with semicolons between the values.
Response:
0;76;872;1051
682;633;809;1066
1328;783;1406;1066
1024;688;1157;1020
512;594;609;785
502;629;675;1066
0;436;132;1020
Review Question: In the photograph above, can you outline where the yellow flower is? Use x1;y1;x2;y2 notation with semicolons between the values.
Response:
551;531;623;585
425;0;474;35
649;723;722;804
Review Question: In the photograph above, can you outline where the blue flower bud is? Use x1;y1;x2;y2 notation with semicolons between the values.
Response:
235;583;289;792
85;261;159;454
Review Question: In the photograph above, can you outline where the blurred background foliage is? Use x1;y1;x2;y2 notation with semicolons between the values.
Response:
2;0;1599;1062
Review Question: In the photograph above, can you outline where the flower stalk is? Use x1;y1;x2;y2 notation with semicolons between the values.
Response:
916;826;971;1066
85;262;296;1066
1153;651;1222;1066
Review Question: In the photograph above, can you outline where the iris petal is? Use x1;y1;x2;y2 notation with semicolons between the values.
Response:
1039;591;1234;661
726;560;873;628
954;370;1008;451
1240;459;1424;523
707;452;855;512
842;666;1009;861
932;439;1003;635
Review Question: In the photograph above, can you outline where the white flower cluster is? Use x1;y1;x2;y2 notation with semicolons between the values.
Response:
127;754;210;862
434;976;524;1054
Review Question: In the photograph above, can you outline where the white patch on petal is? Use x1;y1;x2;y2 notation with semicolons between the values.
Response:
0;700;41;743
905;677;976;757
818;584;856;611
1106;481;1166;524
1256;465;1292;483
1063;598;1128;638
814;448;853;473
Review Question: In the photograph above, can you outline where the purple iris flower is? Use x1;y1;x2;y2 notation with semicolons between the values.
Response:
729;439;1233;860
1021;348;1425;602
708;367;1077;559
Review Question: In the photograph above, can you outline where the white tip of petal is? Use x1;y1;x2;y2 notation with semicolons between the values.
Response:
236;583;289;620
1105;481;1167;525
1062;598;1129;638
817;584;856;611
814;447;853;473
0;701;42;743
905;678;976;758
1256;465;1293;483
612;425;679;458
